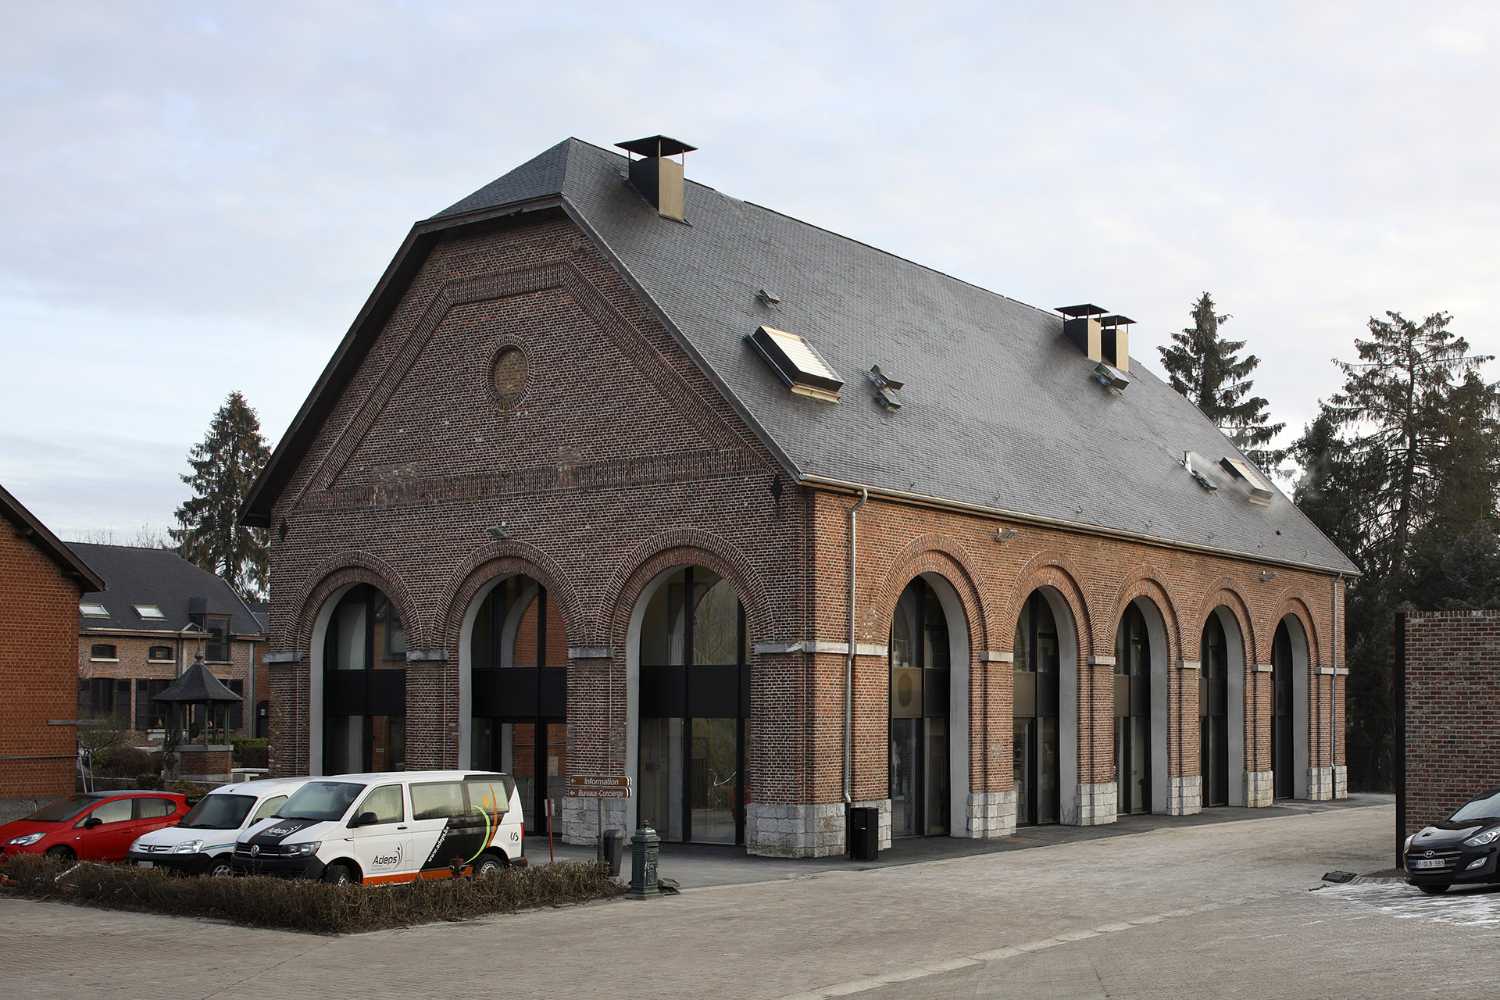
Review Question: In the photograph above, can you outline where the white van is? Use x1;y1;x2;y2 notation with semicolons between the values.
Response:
232;770;523;885
127;777;310;877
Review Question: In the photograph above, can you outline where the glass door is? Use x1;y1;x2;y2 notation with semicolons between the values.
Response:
889;579;951;838
1115;605;1151;816
1200;617;1230;807
1273;623;1294;799
1014;592;1060;826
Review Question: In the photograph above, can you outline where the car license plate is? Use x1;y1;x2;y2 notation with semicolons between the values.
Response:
136;861;154;869
1413;858;1446;870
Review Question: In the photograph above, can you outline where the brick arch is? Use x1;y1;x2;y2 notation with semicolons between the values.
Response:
436;539;581;652
1265;592;1322;667
291;551;422;653
867;535;990;652
1000;556;1094;663
1191;579;1257;662
1104;567;1184;665
605;530;776;652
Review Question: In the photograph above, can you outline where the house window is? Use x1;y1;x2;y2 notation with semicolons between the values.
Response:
205;615;230;662
80;602;109;618
226;679;244;731
135;679;170;730
79;678;130;727
134;604;166;621
147;645;174;663
89;643;118;661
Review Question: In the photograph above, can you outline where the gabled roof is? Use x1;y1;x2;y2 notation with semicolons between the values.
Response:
69;543;264;636
247;138;1357;576
0;482;105;591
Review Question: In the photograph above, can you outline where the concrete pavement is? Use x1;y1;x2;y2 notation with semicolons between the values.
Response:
5;797;1490;1000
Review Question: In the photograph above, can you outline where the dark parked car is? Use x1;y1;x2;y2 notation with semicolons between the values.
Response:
1405;787;1500;894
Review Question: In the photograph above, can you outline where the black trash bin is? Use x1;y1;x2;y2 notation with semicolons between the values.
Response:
848;806;879;861
601;829;625;877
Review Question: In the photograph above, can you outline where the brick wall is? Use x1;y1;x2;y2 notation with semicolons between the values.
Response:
77;633;260;739
0;525;84;800
1403;610;1500;835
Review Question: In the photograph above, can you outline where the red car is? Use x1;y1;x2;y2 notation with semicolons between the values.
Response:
0;791;189;863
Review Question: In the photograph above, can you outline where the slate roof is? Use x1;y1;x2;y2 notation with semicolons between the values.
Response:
250;138;1357;576
69;543;265;636
155;661;242;703
0;482;105;591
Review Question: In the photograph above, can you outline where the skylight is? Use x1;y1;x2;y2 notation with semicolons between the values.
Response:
1219;457;1274;504
80;602;109;618
748;325;843;402
135;604;166;620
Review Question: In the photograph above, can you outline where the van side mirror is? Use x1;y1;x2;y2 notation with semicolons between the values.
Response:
351;811;378;828
82;816;102;829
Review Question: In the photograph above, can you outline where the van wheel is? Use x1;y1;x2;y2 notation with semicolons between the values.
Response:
1418;884;1449;896
208;857;234;878
321;862;356;886
44;846;74;863
474;854;507;879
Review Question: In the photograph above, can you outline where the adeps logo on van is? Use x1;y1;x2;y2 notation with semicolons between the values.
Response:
372;843;404;869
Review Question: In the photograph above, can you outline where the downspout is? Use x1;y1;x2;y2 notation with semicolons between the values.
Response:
844;487;868;820
1331;574;1342;799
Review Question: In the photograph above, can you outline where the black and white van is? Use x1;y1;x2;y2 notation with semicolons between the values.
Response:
232;770;523;885
128;777;309;876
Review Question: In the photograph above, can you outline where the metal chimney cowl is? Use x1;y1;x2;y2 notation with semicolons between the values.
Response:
616;135;696;223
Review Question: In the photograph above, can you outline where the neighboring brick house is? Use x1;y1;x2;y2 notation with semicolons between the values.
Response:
71;544;266;742
242;136;1355;857
1399;609;1500;849
0;483;106;818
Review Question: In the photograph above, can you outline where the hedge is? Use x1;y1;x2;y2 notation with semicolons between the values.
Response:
2;856;623;934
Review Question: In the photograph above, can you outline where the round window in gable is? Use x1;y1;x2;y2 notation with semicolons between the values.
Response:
489;346;528;409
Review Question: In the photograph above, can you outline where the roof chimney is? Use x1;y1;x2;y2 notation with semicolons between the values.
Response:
616;135;696;223
1057;304;1106;363
1099;314;1134;373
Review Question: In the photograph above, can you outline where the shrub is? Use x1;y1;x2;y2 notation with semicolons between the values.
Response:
94;745;158;778
230;738;269;769
2;856;623;934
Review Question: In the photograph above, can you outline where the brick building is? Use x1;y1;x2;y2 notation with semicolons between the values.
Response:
1399;609;1500;846
243;136;1355;857
72;544;266;741
0;484;106;816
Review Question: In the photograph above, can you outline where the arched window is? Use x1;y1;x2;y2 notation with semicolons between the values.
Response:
322;584;406;774
889;578;950;838
1014;591;1060;826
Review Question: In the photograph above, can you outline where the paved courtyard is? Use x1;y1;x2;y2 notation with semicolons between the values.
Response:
6;796;1497;999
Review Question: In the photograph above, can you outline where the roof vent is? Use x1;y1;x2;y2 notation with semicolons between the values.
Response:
616;135;696;223
1099;314;1134;373
756;288;782;307
1092;362;1131;392
747;325;843;402
1057;303;1106;363
1184;451;1219;492
867;365;904;410
1220;456;1275;504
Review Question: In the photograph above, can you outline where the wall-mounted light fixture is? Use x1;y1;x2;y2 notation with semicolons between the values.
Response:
1259;569;1277;583
487;523;511;541
995;527;1019;542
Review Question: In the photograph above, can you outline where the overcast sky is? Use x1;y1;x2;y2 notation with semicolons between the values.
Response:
2;2;1496;539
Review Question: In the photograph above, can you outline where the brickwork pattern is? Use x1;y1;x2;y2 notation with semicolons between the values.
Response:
1403;610;1500;835
0;526;84;798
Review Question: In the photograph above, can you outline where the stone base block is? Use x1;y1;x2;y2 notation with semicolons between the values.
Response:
1306;766;1339;801
1333;765;1348;800
746;802;846;858
966;790;1017;838
1076;782;1117;825
1167;775;1202;816
852;798;893;850
561;795;628;845
1246;770;1274;808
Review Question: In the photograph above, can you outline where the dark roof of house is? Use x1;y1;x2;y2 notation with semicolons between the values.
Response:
69;543;264;636
0;482;105;591
154;661;242;703
247;138;1357;576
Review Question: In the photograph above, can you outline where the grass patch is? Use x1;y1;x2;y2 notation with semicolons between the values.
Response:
2;855;623;934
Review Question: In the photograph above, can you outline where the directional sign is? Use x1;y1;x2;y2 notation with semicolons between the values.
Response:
568;774;632;799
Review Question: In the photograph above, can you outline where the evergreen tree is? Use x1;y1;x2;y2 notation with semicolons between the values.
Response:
171;391;271;598
1158;292;1286;471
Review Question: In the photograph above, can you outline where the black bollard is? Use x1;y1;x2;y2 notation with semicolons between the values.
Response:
628;824;661;899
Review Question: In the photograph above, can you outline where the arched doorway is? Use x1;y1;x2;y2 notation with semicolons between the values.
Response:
1200;614;1230;807
318;583;406;775
1113;598;1169;816
635;566;749;845
1013;591;1061;826
1272;616;1310;799
889;577;956;838
463;575;568;832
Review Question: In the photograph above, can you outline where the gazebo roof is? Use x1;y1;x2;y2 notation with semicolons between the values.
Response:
153;662;242;703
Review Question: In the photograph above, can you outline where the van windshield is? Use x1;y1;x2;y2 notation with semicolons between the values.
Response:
179;794;255;830
276;782;364;821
